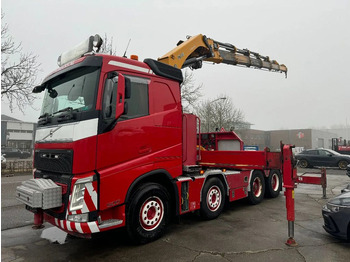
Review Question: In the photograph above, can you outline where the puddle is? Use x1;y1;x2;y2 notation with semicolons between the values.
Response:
40;227;68;244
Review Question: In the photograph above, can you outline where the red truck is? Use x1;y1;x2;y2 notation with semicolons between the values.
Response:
16;34;289;243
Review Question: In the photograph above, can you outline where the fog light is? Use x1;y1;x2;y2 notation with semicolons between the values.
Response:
68;213;89;223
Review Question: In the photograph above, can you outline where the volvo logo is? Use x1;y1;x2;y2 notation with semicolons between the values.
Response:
41;126;62;141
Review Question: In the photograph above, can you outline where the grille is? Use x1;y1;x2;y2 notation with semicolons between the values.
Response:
34;149;73;174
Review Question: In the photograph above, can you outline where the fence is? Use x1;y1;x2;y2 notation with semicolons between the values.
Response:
2;160;33;174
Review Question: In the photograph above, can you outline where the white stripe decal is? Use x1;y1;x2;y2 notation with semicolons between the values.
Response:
55;218;59;226
88;222;100;233
60;220;64;229
85;183;98;209
108;60;153;74
81;204;89;213
75;223;83;233
66;221;72;231
36;118;98;143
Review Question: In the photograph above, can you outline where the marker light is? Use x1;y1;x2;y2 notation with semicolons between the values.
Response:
58;34;103;67
130;55;139;61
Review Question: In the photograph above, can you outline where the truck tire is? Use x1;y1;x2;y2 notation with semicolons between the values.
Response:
247;171;265;205
126;183;169;244
200;177;225;220
265;170;282;198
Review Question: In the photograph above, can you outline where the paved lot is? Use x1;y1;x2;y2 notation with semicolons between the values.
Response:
2;169;350;261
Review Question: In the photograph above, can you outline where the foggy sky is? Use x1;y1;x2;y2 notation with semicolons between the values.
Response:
2;0;350;131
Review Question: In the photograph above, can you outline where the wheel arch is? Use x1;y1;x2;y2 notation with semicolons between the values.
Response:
125;169;179;216
247;169;265;192
201;170;228;198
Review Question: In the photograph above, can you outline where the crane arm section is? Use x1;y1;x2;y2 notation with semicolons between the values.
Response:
158;34;287;77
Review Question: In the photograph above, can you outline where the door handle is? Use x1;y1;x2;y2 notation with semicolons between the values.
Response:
139;146;151;155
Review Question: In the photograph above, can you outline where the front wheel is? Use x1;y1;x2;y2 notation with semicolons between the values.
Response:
200;177;225;220
338;160;349;170
248;171;265;205
126;183;169;244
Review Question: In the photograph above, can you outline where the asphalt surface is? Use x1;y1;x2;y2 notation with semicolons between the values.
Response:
2;168;350;261
2;174;34;230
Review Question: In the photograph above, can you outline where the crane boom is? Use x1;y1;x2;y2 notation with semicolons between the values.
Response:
158;34;287;77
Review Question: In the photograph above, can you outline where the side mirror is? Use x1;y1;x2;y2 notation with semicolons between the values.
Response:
115;73;126;119
32;85;45;93
125;77;131;99
102;72;126;120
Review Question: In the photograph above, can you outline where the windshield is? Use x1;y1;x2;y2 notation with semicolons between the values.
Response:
40;67;100;116
326;149;341;155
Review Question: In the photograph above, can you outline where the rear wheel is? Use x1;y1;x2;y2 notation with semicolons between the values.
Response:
248;171;265;205
200;177;225;220
126;183;169;244
338;160;348;170
298;159;309;168
265;170;282;198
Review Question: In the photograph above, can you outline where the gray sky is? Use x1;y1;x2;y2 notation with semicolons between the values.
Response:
2;0;350;130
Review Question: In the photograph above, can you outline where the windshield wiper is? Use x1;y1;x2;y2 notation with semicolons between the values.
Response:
53;107;79;123
52;107;73;115
39;112;50;119
38;113;52;125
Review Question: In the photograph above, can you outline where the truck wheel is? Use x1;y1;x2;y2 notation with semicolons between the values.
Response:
248;171;265;205
338;161;348;170
200;177;225;220
126;183;169;244
265;170;282;198
298;159;308;168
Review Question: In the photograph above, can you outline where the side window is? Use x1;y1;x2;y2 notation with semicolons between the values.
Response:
318;150;330;156
309;150;318;155
152;82;177;113
122;76;149;120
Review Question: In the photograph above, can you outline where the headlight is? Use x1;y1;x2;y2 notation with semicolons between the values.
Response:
326;203;340;212
69;176;93;212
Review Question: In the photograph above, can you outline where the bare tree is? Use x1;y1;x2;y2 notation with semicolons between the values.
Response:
181;69;203;113
196;95;245;132
1;12;40;112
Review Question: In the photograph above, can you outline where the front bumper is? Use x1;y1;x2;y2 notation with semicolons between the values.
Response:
322;206;348;240
44;213;100;238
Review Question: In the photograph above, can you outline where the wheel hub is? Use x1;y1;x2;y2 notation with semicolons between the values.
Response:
207;186;221;212
253;177;262;197
140;197;164;231
272;173;279;191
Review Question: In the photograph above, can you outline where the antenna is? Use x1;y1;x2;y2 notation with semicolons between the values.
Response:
123;39;131;58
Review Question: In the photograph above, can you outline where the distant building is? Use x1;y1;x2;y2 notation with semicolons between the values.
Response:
1;114;36;151
236;128;340;151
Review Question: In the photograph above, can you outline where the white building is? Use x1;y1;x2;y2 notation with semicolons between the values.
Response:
1;115;36;151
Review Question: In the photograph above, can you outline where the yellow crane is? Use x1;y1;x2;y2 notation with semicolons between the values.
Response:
158;34;287;77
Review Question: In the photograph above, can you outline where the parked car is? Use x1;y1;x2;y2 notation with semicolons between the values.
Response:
322;191;350;240
0;148;31;159
1;154;6;169
295;148;350;170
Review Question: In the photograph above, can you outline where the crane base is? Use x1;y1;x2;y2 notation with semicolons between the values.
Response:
285;237;298;247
